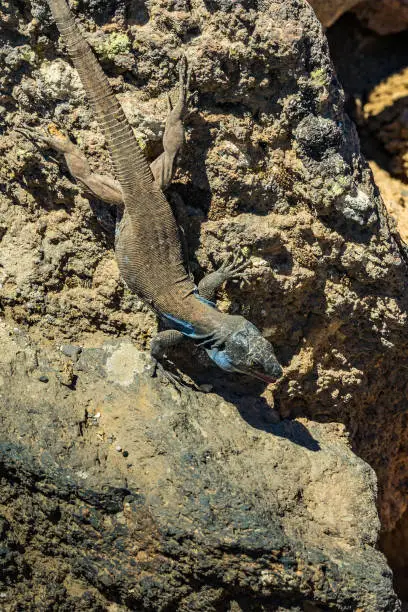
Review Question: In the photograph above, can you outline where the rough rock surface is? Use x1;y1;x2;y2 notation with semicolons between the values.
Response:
309;0;408;34
353;0;408;35
0;0;407;608
0;323;397;609
308;0;361;27
369;162;408;243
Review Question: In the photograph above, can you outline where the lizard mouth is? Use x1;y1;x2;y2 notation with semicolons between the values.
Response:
252;371;278;384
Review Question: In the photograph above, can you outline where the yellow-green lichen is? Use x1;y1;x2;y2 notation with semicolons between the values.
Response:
20;46;37;65
310;68;329;88
330;182;345;197
228;46;240;59
97;32;131;61
337;174;352;188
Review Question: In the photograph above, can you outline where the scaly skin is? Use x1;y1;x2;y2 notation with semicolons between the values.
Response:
21;0;283;384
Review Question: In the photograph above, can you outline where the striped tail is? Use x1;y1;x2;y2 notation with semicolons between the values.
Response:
46;0;192;310
46;0;153;192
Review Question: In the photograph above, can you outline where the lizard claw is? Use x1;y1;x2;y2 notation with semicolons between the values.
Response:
16;125;47;144
150;356;185;391
178;53;188;82
16;123;74;153
187;90;199;105
219;252;251;282
178;53;193;96
169;54;196;122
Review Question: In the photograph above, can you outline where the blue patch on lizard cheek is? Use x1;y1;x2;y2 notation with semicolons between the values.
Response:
206;348;236;372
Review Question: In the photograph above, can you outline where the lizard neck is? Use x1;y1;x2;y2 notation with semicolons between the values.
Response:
158;291;231;340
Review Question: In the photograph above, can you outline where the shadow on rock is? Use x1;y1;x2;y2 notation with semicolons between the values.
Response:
236;397;321;451
328;14;408;101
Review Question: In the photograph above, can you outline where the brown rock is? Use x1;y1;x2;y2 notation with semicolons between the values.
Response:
308;0;361;27
309;0;408;34
353;0;408;35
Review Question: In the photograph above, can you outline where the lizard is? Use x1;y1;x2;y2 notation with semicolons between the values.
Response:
18;0;283;385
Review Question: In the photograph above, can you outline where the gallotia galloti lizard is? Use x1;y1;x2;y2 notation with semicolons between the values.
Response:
19;0;283;384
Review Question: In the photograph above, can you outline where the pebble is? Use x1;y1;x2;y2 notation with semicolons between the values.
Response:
116;445;122;452
199;384;213;393
39;375;49;383
60;344;82;361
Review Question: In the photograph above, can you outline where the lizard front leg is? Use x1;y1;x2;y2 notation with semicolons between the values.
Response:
198;254;250;302
16;125;124;206
150;56;196;190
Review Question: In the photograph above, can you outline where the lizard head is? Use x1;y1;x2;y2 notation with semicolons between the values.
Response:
206;316;283;383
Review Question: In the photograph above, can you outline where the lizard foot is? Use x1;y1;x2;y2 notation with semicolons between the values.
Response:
16;124;74;154
167;54;197;121
150;357;185;392
218;252;251;285
197;253;252;301
178;54;192;107
180;55;199;121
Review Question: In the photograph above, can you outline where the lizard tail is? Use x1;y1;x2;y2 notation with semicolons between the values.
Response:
46;0;153;191
46;0;192;310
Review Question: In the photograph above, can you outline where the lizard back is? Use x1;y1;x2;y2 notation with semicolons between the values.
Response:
47;0;196;317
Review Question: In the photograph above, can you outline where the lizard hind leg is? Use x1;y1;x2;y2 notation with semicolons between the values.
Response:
16;123;124;206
